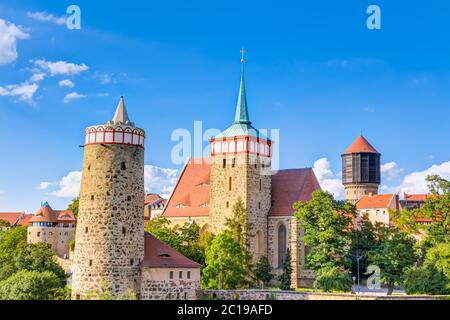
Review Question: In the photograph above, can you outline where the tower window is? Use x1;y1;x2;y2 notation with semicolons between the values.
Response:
37;232;40;237
232;158;236;168
228;177;232;191
122;227;126;235
226;201;229;208
169;271;174;279
89;259;93;266
127;196;132;201
254;163;258;169
222;159;226;168
85;227;88;233
258;202;261;209
179;271;183;279
91;195;94;200
87;165;91;171
121;162;126;170
130;259;134;266
259;179;262;191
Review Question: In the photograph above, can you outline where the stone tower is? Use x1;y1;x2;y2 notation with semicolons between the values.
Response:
71;97;146;299
209;50;272;260
342;135;381;204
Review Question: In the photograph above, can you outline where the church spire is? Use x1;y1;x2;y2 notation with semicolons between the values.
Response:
234;48;251;125
112;96;132;125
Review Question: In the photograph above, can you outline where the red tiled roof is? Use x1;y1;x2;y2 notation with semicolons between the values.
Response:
29;204;76;223
163;158;320;218
144;193;163;206
404;193;430;202
0;212;24;225
142;232;201;268
17;214;33;226
344;135;379;154
163;158;211;218
356;194;396;209
269;168;321;216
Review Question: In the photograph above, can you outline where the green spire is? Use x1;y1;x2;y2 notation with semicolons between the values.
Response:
234;48;251;125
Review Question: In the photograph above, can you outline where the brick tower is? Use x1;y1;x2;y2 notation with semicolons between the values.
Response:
342;135;381;204
209;50;272;260
71;97;146;299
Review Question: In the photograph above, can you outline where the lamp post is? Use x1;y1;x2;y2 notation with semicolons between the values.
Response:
352;276;356;293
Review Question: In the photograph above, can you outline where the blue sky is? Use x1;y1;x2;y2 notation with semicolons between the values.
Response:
1;0;450;212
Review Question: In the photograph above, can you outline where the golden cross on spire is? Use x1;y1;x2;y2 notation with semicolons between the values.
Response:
240;47;245;63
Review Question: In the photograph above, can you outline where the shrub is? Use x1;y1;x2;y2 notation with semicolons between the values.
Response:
404;265;449;295
314;266;352;292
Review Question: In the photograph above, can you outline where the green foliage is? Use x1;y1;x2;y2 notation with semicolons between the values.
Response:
368;225;417;294
201;232;245;289
314;266;352;292
0;226;28;281
0;220;11;230
294;190;355;275
279;248;292;291
146;216;182;249
404;265;449;295
426;242;450;279
67;197;79;218
255;256;273;287
69;238;75;251
0;270;64;300
348;214;377;278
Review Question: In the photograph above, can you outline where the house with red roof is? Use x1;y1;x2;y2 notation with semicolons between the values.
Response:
0;212;33;229
356;194;401;226
162;55;321;288
144;193;167;221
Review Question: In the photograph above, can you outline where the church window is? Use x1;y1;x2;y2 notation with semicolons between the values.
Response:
187;271;191;279
169;271;174;279
223;159;226;168
228;177;232;191
121;162;126;170
278;224;287;268
179;271;183;279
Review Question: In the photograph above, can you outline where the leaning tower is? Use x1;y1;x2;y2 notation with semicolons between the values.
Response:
342;135;381;204
209;51;272;260
71;97;145;299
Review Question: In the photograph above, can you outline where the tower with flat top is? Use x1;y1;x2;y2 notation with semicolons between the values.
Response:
71;97;145;299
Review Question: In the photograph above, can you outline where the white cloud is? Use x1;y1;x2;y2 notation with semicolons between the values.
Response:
0;82;38;103
0;18;30;65
381;162;404;180
30;72;46;82
27;11;66;25
38;181;56;190
312;157;345;199
50;171;82;198
144;165;178;198
93;72;112;85
63;92;87;103
32;59;88;76
398;161;450;195
58;79;75;88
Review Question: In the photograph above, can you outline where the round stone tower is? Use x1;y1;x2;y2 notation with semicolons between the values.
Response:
342;135;381;204
71;97;145;299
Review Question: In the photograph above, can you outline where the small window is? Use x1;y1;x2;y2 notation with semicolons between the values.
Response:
130;259;134;266
122;227;126;235
254;163;258;169
85;227;88;233
259;179;262;191
258;202;261;209
87;165;91;171
89;259;93;266
179;271;183;279
222;159;226;168
232;158;236;168
187;271;191;279
184;292;187;299
228;177;232;191
91;195;94;200
226;201;229;208
121;162;126;170
76;294;81;300
169;271;174;279
37;232;40;237
127;196;132;201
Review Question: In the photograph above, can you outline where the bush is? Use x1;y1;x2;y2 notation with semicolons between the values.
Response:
314;267;352;292
0;270;64;300
404;265;450;295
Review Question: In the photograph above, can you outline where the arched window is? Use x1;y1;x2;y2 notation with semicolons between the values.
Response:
255;230;264;255
229;141;235;153
278;224;287;268
222;142;228;153
214;142;221;154
237;140;244;152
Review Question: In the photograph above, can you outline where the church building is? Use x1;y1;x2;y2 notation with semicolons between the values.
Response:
162;53;321;287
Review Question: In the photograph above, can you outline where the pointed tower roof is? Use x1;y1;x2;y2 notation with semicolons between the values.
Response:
344;135;379;154
111;96;133;125
234;51;251;124
213;49;268;140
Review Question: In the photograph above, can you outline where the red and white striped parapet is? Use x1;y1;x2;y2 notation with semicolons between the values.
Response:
84;124;145;148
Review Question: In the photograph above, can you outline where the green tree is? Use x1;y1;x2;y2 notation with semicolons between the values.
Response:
201;232;245;289
314;265;352;292
279;248;292;291
146;216;182;250
368;225;417;295
225;198;254;285
0;226;28;281
67;197;79;218
0;270;64;300
294;190;355;274
255;256;273;287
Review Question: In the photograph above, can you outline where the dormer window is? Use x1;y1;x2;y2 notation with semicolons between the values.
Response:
175;203;188;208
200;203;209;208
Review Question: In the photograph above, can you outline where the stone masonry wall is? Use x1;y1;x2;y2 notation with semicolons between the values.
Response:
27;226;75;258
71;144;144;299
